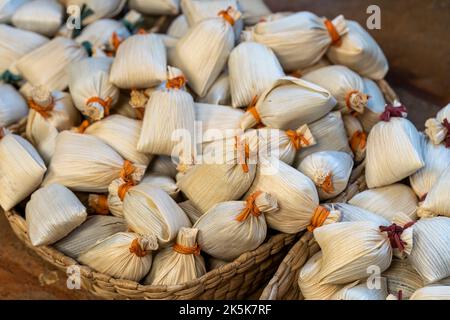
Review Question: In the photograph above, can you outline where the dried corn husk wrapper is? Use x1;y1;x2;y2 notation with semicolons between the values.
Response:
195;102;243;144
424;103;450;147
382;258;424;300
62;0;126;26
54;215;127;259
238;0;272;25
43;131;145;192
327;20;389;80
12;0;62;37
0;0;29;23
417;165;450;217
0;130;46;211
198;72;231;105
228;41;284;108
16;37;88;91
167;14;188;38
349;184;418;221
177;133;258;213
26;87;80;163
240;77;336;130
69;57;119;121
137;67;195;161
302;65;369;115
78;232;158;282
130;0;179;15
26;183;86;246
123;184;191;246
194;191;277;261
0;83;28;127
332;279;388;300
242;12;348;71
323;203;389;226
342;114;366;162
256;124;316;165
179;200;203;224
75;19;131;55
359;78;386;132
245;156;340;234
85;114;151;166
365;104;424;188
410;134;450;200
141;174;179;199
109;34;167;89
314;221;392;285
148;155;178;179
144;227;206;285
298;151;354;200
0;24;48;81
172;6;240;97
410;286;450;300
294;111;352;165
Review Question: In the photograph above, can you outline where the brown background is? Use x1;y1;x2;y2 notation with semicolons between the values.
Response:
1;0;449;299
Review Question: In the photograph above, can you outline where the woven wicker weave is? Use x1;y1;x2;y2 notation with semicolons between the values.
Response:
259;79;398;300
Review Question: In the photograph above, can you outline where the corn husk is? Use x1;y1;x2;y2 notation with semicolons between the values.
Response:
410;286;450;300
167;14;188;38
0;130;46;211
359;78;386;132
123;184;191;246
342;114;366;162
289;57;330;78
26;183;86;246
172;6;240;97
109;34;167;89
323;203;389;226
130;0;179;15
314;221;392;285
0;24;48;78
25;86;81;163
11;0;62;37
302;65;369;115
332;278;388;300
0;0;29;23
327;20;389;80
410;134;450;200
245;156;340;234
365;106;424;188
144;227;206;285
417;165;450;218
348;184;418;221
194;191;277;261
424;103;450;147
0;83;28;127
242;12;348;71
240;77;336;130
298;151;354;200
16;37;88;91
382;258;424;300
293;111;352;165
179;200;203;224
256;124;316;165
238;0;271;25
54;215;127;259
62;0;127;25
75;19;131;54
43;131;146;192
85;114;152;166
141;174;179;199
228;41;284;108
148;155;178;179
207;257;228;270
78;232;158;281
198;72;231;105
177;133;258;213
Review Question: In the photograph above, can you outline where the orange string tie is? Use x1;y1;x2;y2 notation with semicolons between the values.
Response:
0;127;5;139
234;136;251;173
129;239;148;257
345;90;360;112
324;19;342;46
349;130;367;153
307;205;331;232
28;98;54;119
166;76;186;90
218;6;235;26
76;120;91;134
111;32;122;51
173;243;201;256
236;191;263;222
136;28;148;35
118;160;137;201
320;173;335;194
91;194;109;215
285;130;311;150
86;96;113;117
246;95;262;126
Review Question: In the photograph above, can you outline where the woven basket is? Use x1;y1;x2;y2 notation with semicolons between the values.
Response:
259;79;399;300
